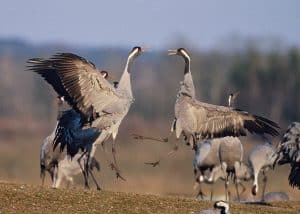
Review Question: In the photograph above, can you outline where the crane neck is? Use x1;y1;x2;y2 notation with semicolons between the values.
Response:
117;55;134;98
184;58;190;74
179;58;195;98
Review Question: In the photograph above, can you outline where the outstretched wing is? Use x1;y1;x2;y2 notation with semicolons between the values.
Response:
191;100;280;139
28;53;120;120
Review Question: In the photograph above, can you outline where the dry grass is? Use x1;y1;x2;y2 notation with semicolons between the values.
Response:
1;118;300;213
0;182;299;214
1;127;300;199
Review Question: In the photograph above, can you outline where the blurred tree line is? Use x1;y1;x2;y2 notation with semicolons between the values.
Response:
0;38;299;134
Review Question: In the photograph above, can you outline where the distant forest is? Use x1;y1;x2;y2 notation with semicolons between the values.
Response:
0;38;299;134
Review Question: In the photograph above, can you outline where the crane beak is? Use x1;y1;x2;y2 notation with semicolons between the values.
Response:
140;46;150;52
168;49;177;55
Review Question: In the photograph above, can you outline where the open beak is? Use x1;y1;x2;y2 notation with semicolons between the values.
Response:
168;49;177;56
140;46;150;52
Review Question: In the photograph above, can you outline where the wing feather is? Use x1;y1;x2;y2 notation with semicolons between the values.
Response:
28;53;120;120
190;99;279;138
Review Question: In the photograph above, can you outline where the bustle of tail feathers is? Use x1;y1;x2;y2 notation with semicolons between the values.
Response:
276;122;300;165
289;164;300;189
53;110;101;157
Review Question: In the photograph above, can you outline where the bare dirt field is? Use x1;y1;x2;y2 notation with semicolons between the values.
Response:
0;182;299;214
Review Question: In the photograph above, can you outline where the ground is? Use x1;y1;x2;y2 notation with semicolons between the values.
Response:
0;182;299;214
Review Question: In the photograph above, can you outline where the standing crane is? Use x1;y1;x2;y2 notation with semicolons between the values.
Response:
135;48;279;152
28;47;144;181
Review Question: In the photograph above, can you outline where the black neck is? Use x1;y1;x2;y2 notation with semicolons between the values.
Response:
220;207;226;214
126;54;137;73
184;58;190;74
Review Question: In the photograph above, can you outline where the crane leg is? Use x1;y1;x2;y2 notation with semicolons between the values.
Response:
210;184;214;201
224;174;230;202
52;166;58;188
167;137;179;156
111;139;126;181
261;171;268;202
85;151;90;178
41;171;46;187
239;182;246;195
77;150;90;189
224;181;228;201
235;181;240;202
143;133;176;168
196;183;205;200
88;168;102;190
132;133;169;143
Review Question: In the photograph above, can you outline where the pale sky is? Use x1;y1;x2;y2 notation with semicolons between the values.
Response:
1;0;299;49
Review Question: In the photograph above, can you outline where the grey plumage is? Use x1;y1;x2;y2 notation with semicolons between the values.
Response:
208;137;244;201
194;140;221;174
40;124;62;185
193;139;222;199
29;47;144;180
208;137;277;202
275;122;300;188
263;192;289;202
168;48;279;148
208;137;243;182
248;142;276;198
219;137;243;171
40;119;100;189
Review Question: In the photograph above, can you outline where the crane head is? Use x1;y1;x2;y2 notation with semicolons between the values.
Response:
214;201;229;213
129;46;145;59
228;91;239;107
168;48;191;61
100;70;109;79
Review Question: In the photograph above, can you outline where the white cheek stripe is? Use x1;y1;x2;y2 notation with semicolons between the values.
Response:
129;48;138;58
181;50;190;61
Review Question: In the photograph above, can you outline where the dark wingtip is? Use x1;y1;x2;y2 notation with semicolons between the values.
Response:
244;114;280;137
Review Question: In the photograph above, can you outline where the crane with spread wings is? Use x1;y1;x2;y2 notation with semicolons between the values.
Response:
28;47;144;181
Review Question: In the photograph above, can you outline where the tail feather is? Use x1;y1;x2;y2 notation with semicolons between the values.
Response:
53;109;101;157
289;164;300;189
